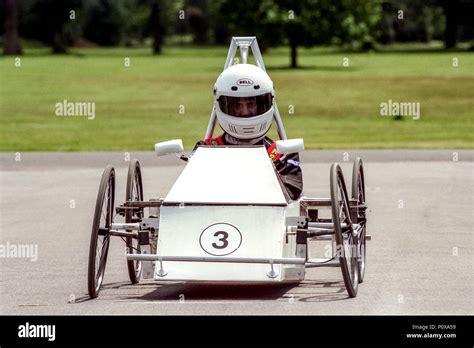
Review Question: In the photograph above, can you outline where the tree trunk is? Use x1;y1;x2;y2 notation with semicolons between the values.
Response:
52;32;67;54
443;1;458;49
151;0;164;54
287;25;298;68
3;0;22;55
290;42;298;68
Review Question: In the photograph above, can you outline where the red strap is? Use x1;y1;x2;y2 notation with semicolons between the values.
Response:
267;142;282;161
204;136;224;146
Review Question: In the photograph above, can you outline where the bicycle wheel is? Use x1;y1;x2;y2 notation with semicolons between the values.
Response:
330;163;359;297
125;159;144;284
88;165;115;298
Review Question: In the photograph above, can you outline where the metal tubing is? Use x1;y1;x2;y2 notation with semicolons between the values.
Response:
250;38;266;71
111;222;140;230
124;200;162;208
301;198;360;206
273;102;287;140
240;45;249;64
308;222;355;229
204;106;217;139
223;40;238;70
305;258;340;268
308;235;334;241
300;198;332;206
305;229;335;237
126;254;306;265
109;230;138;238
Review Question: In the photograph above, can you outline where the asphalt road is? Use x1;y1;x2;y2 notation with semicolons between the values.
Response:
0;150;472;315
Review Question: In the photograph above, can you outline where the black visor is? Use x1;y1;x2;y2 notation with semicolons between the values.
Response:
218;93;272;118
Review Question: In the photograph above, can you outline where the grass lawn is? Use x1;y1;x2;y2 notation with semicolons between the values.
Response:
0;44;473;151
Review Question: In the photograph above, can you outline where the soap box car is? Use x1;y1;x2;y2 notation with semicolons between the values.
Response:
87;37;369;299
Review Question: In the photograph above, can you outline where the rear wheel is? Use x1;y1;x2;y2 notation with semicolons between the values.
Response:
330;163;359;297
88;166;115;298
126;159;144;284
351;157;367;283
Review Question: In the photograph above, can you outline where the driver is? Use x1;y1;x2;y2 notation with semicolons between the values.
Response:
194;63;303;200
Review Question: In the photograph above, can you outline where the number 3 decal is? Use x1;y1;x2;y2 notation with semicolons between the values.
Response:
200;223;242;256
212;231;229;249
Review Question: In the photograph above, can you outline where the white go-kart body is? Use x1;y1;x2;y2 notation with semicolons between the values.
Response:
154;145;305;282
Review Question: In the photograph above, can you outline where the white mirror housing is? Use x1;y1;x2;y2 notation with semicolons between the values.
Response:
276;138;304;154
155;139;184;157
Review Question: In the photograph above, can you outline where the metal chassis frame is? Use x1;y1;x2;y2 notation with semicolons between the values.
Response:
204;36;287;141
112;198;369;275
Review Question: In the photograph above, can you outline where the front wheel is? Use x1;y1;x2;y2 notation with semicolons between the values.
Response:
352;157;367;283
126;159;144;284
88;165;115;299
330;163;359;298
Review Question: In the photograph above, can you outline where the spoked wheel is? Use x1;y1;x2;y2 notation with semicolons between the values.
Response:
88;165;115;299
352;157;367;283
330;163;359;298
126;159;144;284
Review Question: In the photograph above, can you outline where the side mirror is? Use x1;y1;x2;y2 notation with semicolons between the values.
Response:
154;139;184;157
276;138;304;154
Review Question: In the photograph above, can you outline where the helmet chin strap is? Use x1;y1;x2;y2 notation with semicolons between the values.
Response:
223;132;265;145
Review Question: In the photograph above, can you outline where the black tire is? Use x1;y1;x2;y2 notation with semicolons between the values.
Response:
351;157;367;283
330;163;359;297
88;165;115;299
126;159;144;284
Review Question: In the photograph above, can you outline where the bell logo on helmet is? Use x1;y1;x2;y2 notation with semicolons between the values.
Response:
236;78;253;86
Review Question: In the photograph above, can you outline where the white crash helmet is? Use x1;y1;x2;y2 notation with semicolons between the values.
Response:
214;63;274;139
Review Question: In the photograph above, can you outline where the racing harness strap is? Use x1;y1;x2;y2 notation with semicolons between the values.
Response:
266;142;283;161
203;136;224;146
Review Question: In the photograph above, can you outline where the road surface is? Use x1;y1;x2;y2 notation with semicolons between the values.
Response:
0;150;472;315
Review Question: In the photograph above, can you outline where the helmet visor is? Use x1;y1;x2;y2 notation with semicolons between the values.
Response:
218;93;272;118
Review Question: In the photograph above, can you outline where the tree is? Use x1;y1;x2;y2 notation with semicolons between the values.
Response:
82;0;125;46
19;0;81;53
186;0;210;44
213;0;284;51
435;0;473;49
214;0;381;68
2;0;22;55
274;0;381;67
120;0;151;46
380;0;446;44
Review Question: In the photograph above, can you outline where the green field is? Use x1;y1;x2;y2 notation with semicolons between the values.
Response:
1;45;473;151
